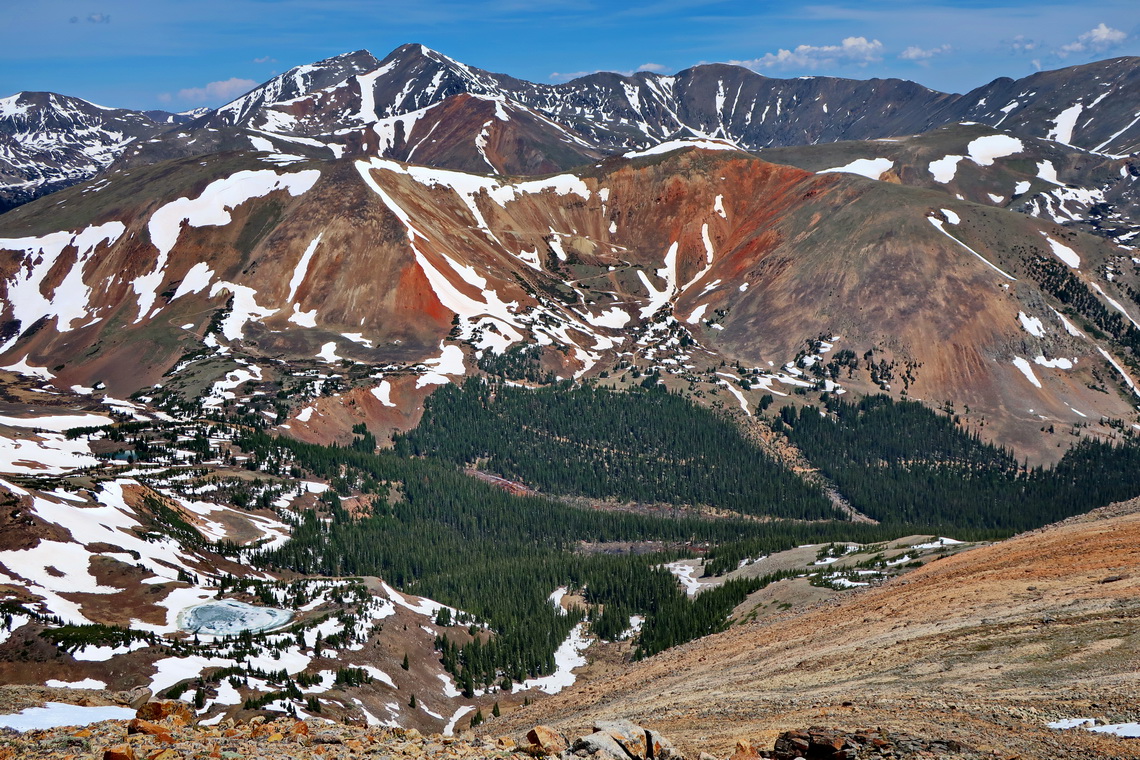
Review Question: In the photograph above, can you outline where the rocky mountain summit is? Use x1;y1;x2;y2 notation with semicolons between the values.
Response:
0;93;179;213
3;45;1140;212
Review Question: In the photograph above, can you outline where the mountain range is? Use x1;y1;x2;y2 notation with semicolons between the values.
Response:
1;42;1140;744
4;44;1140;212
1;45;1139;461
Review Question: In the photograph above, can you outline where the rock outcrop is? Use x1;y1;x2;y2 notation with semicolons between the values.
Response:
763;727;981;759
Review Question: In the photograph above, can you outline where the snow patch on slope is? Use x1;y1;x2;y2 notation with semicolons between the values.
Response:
927;216;1016;280
623;138;739;158
1011;357;1042;388
0;222;126;352
511;622;591;695
817;157;893;180
1047;103;1084;146
928;135;1023;184
1018;312;1045;337
1040;233;1080;268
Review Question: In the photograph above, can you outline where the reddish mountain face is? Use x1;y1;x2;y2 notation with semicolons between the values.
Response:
0;142;1135;461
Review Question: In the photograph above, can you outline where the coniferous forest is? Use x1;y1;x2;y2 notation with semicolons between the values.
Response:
395;379;838;520
777;394;1140;530
236;380;1140;687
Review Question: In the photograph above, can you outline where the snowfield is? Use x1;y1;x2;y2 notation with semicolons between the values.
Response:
624;138;740;158
1011;357;1042;388
928;134;1023;183
0;703;136;732
0;222;126;352
0;432;102;475
664;561;705;596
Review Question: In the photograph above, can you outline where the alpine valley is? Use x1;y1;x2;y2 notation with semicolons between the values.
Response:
1;43;1140;759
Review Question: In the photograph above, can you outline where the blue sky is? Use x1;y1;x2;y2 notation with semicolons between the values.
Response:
2;1;1139;111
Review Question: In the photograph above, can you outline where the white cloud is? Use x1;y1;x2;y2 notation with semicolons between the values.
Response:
899;44;951;61
550;70;594;81
253;56;278;64
1059;23;1127;57
177;78;258;104
728;37;884;71
1010;35;1037;53
550;63;670;81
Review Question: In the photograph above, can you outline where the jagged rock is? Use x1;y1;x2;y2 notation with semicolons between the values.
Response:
528;725;569;754
728;739;760;760
807;728;846;755
312;730;344;744
495;736;517;749
594;720;647;758
135;701;192;723
772;730;810;758
574;730;632;759
646;727;677;760
125;687;152;709
766;727;981;759
127;718;168;736
698;753;719;760
102;745;136;760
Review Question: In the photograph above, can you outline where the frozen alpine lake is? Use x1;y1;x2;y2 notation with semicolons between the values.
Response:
177;599;292;635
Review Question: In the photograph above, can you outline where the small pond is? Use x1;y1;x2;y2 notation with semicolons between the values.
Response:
176;599;292;635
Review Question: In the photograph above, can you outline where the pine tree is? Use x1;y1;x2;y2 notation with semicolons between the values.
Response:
402;653;410;670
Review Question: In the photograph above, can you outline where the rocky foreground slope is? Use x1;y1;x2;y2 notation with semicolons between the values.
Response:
487;499;1140;759
0;705;999;760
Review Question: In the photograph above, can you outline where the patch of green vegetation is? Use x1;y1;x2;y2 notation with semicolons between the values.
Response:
234;199;284;260
475;344;552;383
40;624;155;654
1027;256;1140;356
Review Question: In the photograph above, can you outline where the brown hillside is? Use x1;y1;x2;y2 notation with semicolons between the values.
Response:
491;500;1140;759
0;147;1136;461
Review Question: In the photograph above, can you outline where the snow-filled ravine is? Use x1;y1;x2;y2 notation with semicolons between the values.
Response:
0;703;136;732
511;622;591;695
176;599;292;636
